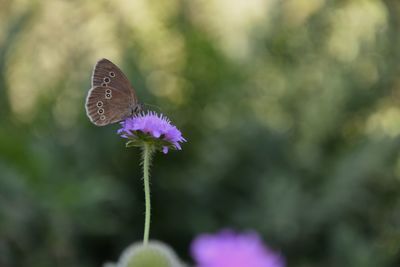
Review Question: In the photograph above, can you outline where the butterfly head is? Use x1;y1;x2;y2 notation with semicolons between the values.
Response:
130;103;144;116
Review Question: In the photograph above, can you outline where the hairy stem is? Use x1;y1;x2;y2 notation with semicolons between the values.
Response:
142;142;154;245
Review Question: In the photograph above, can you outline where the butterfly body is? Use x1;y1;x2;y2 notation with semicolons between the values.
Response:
85;58;142;126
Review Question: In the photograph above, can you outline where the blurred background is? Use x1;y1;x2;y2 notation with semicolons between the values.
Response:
1;0;400;266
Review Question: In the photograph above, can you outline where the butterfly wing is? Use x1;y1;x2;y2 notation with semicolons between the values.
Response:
92;58;138;102
85;86;133;126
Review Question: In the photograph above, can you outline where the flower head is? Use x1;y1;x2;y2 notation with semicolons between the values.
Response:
115;240;185;267
118;111;186;153
191;230;285;267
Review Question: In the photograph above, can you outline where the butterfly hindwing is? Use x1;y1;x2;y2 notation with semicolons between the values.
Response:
85;86;133;126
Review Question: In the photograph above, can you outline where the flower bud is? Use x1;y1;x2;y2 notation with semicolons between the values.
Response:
117;240;185;267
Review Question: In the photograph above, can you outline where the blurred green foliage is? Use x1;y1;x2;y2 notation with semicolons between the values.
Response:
1;0;400;266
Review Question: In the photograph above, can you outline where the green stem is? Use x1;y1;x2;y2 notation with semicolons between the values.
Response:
142;142;154;245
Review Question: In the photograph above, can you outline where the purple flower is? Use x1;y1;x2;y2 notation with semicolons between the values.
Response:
191;230;285;267
118;111;186;153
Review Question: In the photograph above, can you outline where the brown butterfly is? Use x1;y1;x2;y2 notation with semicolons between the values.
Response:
85;58;142;126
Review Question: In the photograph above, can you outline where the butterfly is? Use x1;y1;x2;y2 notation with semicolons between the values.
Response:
85;58;143;126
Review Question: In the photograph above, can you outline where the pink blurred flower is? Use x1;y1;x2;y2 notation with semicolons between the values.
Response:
191;230;285;267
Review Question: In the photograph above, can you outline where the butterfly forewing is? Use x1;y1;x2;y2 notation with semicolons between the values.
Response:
85;86;133;126
92;58;137;101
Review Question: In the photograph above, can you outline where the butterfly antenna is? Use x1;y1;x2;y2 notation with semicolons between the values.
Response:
143;103;162;113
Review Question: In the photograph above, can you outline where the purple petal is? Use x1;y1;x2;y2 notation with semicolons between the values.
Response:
153;130;161;138
117;111;186;153
191;230;285;267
